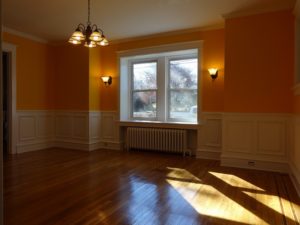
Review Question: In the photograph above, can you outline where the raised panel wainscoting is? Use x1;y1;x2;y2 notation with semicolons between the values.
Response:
290;115;300;196
222;113;291;172
197;113;222;159
16;110;120;153
14;111;300;196
17;111;55;153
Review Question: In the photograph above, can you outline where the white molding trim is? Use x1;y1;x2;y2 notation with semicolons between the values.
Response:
221;156;289;173
111;26;223;45
117;40;203;58
294;83;300;96
3;42;17;154
3;26;48;44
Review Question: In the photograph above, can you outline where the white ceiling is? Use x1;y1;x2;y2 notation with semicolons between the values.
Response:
2;0;297;43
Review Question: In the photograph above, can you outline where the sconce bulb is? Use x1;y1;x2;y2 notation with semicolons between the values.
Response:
208;68;218;80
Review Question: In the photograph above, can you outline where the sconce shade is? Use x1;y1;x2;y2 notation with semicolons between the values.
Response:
208;68;218;80
101;76;112;86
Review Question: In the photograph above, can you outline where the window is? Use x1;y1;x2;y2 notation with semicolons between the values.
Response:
169;58;198;122
120;42;201;123
132;62;157;118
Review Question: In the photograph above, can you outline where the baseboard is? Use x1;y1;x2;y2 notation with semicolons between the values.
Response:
16;139;122;153
100;141;122;150
289;162;300;197
16;141;55;153
221;156;289;173
54;141;92;151
196;149;221;160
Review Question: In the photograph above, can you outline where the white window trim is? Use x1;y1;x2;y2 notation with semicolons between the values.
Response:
118;41;203;124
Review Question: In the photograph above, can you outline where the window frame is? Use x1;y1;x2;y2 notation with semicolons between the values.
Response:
119;41;203;124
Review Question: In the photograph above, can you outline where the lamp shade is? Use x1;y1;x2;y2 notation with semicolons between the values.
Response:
208;68;218;75
71;30;85;41
68;38;81;45
84;41;97;48
98;36;109;46
90;30;102;41
101;76;112;85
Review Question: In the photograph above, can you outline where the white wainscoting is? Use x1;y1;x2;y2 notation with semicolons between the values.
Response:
54;111;90;151
17;111;55;153
16;110;120;153
290;115;300;196
222;113;291;172
197;112;222;159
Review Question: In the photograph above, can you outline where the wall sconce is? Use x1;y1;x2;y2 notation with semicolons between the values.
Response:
101;76;112;86
208;68;218;80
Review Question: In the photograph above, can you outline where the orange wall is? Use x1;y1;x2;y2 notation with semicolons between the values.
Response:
224;10;295;113
294;95;300;113
99;29;225;111
89;48;102;110
54;45;89;110
3;32;55;110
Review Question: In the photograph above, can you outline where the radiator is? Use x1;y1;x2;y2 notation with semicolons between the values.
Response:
126;127;189;155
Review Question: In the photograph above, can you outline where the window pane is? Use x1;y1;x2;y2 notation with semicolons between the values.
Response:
170;58;197;89
169;90;197;120
133;91;156;118
133;62;157;90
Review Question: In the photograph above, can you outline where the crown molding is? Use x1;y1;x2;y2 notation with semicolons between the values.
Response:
109;24;224;45
2;26;49;44
223;7;293;20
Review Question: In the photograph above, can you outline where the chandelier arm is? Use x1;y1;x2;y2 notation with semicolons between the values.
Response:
78;23;86;31
91;24;98;32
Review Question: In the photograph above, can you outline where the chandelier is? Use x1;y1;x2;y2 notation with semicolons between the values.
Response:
68;0;109;47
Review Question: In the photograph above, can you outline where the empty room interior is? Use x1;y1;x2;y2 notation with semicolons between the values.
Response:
2;0;300;224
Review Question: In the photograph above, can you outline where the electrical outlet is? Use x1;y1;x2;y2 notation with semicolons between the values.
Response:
248;161;255;166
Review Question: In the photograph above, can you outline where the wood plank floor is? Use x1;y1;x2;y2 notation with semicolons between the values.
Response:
4;148;300;225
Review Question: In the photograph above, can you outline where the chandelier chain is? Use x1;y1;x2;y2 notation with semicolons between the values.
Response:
88;0;91;24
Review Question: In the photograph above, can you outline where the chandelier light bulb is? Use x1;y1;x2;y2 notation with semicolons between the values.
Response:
68;0;108;48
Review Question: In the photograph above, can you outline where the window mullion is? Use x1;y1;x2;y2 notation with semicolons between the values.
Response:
156;57;165;121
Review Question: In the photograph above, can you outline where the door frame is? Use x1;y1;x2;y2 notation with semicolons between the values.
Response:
3;42;17;154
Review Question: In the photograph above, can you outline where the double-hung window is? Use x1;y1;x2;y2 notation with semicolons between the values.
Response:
132;61;157;119
168;58;198;122
120;42;201;124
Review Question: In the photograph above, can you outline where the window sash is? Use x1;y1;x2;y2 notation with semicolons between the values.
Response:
128;53;198;122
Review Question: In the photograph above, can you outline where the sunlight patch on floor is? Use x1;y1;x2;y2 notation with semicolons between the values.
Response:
243;191;299;222
209;171;264;191
166;168;267;224
166;167;202;182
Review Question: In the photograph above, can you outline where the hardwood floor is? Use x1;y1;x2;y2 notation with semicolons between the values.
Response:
4;148;300;225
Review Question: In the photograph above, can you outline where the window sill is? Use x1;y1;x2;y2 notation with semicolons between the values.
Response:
118;120;200;130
